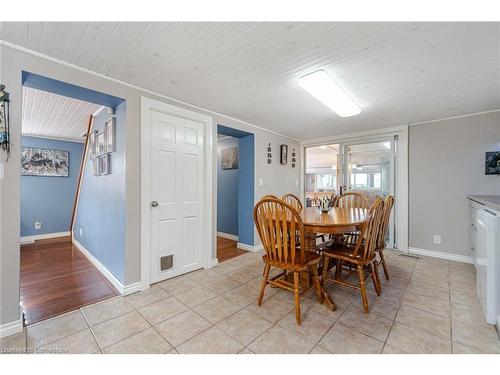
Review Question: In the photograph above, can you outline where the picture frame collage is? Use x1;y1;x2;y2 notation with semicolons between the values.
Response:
89;117;115;176
266;143;295;168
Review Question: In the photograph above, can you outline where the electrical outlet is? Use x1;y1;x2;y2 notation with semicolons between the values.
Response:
295;180;299;186
79;228;83;237
34;221;42;230
433;235;442;245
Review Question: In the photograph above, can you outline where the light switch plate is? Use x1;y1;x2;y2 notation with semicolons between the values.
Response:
258;177;264;186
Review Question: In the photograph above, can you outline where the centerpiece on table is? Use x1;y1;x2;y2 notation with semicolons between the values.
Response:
318;195;332;213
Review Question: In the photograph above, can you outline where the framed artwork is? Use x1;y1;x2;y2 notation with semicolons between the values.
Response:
280;144;288;165
485;151;500;175
89;131;96;160
98;154;110;175
21;147;69;177
105;118;115;153
92;158;100;176
221;147;238;170
96;130;106;157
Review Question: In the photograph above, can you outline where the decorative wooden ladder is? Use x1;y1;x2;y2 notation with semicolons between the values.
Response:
70;115;95;233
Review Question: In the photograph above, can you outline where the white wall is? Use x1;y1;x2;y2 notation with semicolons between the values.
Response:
409;111;500;257
0;43;300;326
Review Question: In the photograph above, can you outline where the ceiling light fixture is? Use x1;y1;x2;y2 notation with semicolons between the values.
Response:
298;70;361;117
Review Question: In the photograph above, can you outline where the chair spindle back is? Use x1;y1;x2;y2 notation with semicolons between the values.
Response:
281;193;303;211
352;197;384;260
254;198;305;266
377;195;394;249
335;192;369;209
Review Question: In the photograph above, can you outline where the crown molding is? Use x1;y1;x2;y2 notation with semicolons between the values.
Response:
21;133;85;143
408;108;500;126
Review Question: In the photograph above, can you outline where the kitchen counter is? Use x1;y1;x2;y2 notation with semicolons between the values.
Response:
468;195;500;213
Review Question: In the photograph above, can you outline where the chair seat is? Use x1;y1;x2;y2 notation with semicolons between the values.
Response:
319;242;375;265
262;250;320;271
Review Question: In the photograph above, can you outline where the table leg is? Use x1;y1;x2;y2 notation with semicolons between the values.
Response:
304;232;336;311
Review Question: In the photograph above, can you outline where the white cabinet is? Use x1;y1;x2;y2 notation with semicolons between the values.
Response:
469;199;500;325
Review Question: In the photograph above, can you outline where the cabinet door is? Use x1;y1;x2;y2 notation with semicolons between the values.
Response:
469;205;477;265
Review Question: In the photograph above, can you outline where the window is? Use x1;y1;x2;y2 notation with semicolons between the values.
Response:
317;174;336;190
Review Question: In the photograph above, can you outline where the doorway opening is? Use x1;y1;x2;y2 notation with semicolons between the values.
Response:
20;72;125;324
216;125;255;262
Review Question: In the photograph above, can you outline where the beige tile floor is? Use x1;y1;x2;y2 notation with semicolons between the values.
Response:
2;249;500;354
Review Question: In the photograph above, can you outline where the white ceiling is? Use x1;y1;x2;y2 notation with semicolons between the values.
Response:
3;22;499;140
22;86;103;142
306;144;338;169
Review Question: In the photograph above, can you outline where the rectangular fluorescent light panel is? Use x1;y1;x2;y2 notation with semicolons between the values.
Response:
298;70;361;117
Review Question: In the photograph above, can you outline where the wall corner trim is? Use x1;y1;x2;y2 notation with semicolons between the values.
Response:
0;317;23;339
72;236;138;296
20;231;71;245
217;232;239;241
237;242;264;252
408;247;473;264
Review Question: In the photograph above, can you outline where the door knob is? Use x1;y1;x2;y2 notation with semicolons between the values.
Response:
151;201;159;208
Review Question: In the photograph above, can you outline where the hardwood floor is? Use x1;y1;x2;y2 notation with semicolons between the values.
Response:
20;236;118;325
217;236;248;263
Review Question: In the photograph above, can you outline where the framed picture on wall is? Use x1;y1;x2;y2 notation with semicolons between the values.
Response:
21;147;69;177
96;130;106;156
98;154;110;175
89;131;97;160
221;147;238;170
105;118;115;153
92;158;100;176
280;144;288;165
485;151;500;175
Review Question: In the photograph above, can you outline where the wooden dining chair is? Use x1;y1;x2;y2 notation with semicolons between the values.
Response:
261;194;278;200
334;192;369;209
321;197;385;313
376;195;394;280
254;198;323;325
281;193;303;212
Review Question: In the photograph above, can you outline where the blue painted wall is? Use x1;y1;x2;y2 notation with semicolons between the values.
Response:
217;125;255;246
238;134;255;246
73;102;126;283
21;136;83;236
217;137;239;236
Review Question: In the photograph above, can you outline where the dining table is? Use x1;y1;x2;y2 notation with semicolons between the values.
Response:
300;206;368;252
296;206;368;311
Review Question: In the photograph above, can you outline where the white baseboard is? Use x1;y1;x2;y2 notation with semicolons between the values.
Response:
207;258;219;268
408;247;473;264
237;242;264;252
72;237;138;296
20;231;70;245
217;232;239;241
0;310;23;339
122;282;141;295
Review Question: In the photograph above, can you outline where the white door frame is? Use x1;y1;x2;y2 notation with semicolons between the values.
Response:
300;125;409;253
140;97;214;290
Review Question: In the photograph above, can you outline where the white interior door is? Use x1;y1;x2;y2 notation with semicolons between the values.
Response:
149;110;204;283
